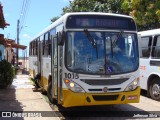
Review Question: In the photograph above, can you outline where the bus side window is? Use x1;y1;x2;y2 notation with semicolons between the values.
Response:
31;41;33;55
152;35;160;58
44;33;49;56
29;42;31;56
48;32;51;56
140;36;152;58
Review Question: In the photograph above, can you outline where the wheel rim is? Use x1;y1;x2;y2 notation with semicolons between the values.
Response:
152;84;160;97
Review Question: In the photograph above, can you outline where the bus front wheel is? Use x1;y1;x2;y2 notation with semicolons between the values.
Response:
149;78;160;101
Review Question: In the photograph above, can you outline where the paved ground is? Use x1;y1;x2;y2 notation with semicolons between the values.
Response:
0;75;60;120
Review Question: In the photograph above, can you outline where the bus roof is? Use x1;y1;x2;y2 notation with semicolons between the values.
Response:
30;12;134;42
138;28;160;37
64;12;134;18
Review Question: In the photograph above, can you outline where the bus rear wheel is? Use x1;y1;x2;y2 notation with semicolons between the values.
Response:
149;78;160;101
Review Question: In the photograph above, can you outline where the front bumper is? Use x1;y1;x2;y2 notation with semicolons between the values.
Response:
62;87;140;107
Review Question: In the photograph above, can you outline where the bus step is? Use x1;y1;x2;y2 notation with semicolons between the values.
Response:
32;87;43;92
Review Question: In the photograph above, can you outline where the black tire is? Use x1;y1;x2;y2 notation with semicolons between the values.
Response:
47;82;54;103
149;78;160;101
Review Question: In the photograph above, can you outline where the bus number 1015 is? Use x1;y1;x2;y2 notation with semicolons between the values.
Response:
64;73;79;79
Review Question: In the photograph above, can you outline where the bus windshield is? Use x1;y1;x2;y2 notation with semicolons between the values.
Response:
66;31;139;75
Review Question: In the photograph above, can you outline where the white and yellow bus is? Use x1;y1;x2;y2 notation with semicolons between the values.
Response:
29;12;140;107
139;29;160;101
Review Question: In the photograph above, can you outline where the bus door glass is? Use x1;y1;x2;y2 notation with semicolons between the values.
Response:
53;32;63;104
50;29;58;100
53;37;58;97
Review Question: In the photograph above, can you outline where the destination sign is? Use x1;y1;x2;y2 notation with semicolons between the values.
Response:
66;15;136;31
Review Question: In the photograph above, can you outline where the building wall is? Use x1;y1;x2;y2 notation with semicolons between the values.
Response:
18;57;29;71
5;46;14;63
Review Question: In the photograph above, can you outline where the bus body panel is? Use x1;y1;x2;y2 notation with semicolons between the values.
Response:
41;57;51;90
29;56;38;78
29;12;140;107
140;58;160;90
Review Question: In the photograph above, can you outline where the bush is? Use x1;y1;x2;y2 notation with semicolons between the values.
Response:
0;60;15;88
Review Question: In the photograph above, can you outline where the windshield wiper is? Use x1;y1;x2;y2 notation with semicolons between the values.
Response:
110;31;124;58
112;31;123;48
84;29;97;47
84;29;98;58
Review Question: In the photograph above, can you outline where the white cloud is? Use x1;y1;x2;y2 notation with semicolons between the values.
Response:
22;33;31;39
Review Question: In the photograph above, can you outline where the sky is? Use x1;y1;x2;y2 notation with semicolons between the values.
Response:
0;0;71;56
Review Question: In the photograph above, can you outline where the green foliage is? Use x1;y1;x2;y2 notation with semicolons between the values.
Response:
122;0;160;31
62;0;124;14
51;16;60;23
51;0;124;21
0;60;15;88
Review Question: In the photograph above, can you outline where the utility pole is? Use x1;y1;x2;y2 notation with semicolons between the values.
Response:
16;19;20;66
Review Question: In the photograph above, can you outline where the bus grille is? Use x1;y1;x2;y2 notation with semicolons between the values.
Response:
81;78;128;85
88;88;121;92
92;95;119;101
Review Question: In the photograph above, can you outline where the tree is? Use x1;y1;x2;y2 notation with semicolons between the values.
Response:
51;0;124;22
62;0;124;14
122;0;160;31
51;16;59;23
0;60;15;88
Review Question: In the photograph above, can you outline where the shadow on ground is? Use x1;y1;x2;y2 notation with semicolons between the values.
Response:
0;88;24;120
0;71;29;120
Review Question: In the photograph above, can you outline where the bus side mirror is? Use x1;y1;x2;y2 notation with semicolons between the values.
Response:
57;31;65;46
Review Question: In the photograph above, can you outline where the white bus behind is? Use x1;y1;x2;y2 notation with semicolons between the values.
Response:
139;29;160;100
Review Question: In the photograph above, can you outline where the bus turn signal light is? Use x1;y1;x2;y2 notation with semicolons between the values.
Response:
65;79;70;84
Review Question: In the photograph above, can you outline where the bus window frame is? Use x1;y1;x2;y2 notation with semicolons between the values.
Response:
140;36;152;58
151;35;160;59
43;32;49;56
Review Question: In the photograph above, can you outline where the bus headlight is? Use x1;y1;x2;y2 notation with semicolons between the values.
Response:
64;79;85;93
124;78;140;91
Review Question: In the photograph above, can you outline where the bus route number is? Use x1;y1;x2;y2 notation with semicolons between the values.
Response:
65;73;79;79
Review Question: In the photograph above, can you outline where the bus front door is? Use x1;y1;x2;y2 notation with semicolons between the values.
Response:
51;36;58;102
51;35;63;105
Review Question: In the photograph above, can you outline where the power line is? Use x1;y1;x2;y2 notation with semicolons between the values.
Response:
19;0;31;33
16;0;31;66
